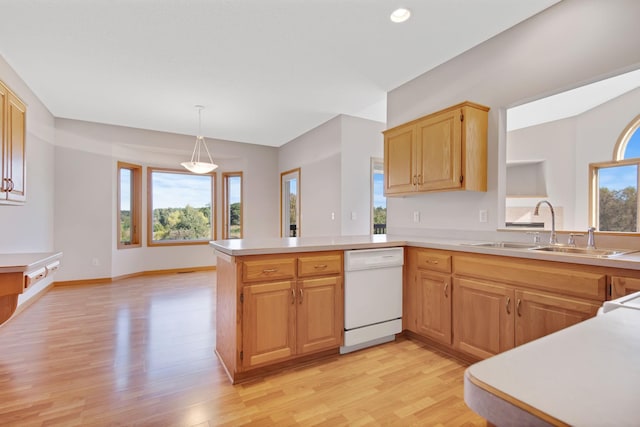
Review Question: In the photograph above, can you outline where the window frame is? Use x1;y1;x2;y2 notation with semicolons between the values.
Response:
117;161;142;249
146;167;216;246
589;162;640;233
222;171;243;239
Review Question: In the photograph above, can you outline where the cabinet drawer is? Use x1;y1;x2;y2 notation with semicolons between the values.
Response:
242;258;296;282
24;267;47;288
416;250;451;273
298;254;342;277
46;260;61;275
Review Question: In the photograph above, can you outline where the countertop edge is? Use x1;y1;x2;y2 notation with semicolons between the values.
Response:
210;237;640;270
0;252;63;273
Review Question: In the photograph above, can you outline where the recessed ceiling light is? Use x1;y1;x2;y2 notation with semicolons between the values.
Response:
390;8;411;23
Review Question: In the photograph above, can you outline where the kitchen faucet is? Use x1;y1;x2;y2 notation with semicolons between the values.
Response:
534;200;557;245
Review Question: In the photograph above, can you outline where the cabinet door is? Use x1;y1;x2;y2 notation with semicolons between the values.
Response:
416;271;452;345
415;109;461;192
453;277;514;360
515;290;600;347
384;125;416;195
5;92;26;203
242;280;296;369
611;276;640;299
297;276;343;354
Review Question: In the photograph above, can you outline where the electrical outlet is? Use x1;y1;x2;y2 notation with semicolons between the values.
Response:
91;257;100;267
479;209;488;223
331;212;335;220
413;211;420;223
351;211;357;220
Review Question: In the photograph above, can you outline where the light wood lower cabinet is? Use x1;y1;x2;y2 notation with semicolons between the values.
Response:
514;289;599;346
610;276;640;299
242;275;343;370
405;248;453;346
216;251;343;382
452;277;514;359
452;276;600;360
405;250;608;361
242;280;296;368
415;270;452;346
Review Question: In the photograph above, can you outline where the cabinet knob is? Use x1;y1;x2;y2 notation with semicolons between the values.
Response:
517;299;522;317
262;268;279;274
299;289;303;304
505;297;511;314
444;282;449;297
314;264;328;270
291;289;295;304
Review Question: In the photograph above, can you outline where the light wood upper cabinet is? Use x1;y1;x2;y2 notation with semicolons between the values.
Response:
383;101;488;196
0;80;26;204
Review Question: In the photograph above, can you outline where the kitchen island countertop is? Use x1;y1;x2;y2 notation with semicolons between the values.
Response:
464;307;640;426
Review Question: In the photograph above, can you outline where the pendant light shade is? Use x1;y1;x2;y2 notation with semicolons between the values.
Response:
181;105;218;174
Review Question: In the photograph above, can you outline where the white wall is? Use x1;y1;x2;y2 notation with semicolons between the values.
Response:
506;87;640;231
278;116;342;237
278;115;384;237
341;115;385;235
386;0;640;236
54;118;279;281
506;117;577;229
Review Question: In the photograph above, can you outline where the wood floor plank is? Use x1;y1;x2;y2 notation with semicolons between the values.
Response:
0;271;487;426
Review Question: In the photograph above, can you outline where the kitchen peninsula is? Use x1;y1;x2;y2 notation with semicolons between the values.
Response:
210;234;640;383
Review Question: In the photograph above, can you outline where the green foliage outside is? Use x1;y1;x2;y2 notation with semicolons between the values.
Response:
373;207;387;225
289;194;297;225
120;210;131;243
229;202;241;238
373;206;387;234
599;187;637;232
153;204;212;241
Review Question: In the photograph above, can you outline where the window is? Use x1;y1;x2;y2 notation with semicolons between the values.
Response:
147;168;216;245
223;172;243;239
281;168;300;237
590;115;640;232
371;158;387;234
117;162;142;248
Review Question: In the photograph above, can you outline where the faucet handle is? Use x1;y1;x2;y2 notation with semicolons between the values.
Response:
567;233;583;247
587;227;596;249
526;231;541;244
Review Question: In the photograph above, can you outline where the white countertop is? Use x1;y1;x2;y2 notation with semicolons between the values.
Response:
466;307;640;426
0;252;63;273
210;234;640;270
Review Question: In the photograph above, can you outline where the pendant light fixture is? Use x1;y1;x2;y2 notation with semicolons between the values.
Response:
181;105;218;174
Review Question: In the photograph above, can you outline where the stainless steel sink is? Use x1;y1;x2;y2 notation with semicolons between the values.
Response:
529;246;636;258
467;242;542;249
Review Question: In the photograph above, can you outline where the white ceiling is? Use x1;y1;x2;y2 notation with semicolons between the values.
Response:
0;0;560;147
508;68;640;131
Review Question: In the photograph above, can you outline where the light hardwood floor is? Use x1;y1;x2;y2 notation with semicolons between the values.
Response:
0;271;487;426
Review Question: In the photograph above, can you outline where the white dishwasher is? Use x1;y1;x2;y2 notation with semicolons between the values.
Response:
341;247;404;354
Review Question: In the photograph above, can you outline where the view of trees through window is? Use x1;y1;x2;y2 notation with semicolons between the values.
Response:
372;160;387;234
224;173;242;239
149;169;214;244
596;125;640;232
120;168;133;244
